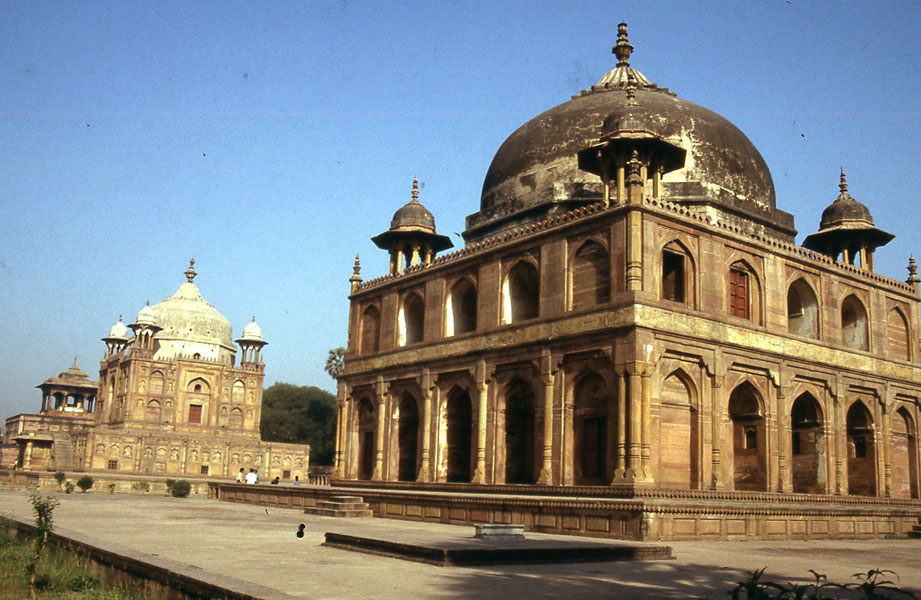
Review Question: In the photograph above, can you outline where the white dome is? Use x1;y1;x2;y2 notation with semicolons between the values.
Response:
241;318;263;341
135;303;158;327
107;316;129;340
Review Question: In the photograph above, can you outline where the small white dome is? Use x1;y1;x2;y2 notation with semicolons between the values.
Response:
241;317;263;341
108;316;129;340
136;302;158;327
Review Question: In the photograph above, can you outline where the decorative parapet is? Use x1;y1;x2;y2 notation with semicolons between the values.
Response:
353;193;915;296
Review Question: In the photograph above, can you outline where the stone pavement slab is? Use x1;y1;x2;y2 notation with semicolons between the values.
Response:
1;488;919;599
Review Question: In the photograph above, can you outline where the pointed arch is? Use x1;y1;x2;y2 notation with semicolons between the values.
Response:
846;400;875;496
891;407;918;499
790;393;825;493
728;381;766;491
445;386;473;482
232;380;245;403
570;240;610;311
787;278;820;339
503;260;540;324
887;307;911;361
360;305;381;354
504;378;536;483
572;371;609;484
145;400;161;423
149;371;165;395
728;260;761;322
397;393;420;481
841;295;869;351
658;368;698;489
661;239;695;306
445;277;477;336
398;292;425;346
229;407;244;429
356;397;376;480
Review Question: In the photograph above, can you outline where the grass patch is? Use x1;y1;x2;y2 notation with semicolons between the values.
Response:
0;528;135;599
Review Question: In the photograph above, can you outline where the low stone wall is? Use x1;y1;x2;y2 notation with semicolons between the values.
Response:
210;481;921;542
0;468;215;496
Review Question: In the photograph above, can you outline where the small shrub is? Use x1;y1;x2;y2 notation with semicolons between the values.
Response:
165;479;176;494
131;481;150;492
76;475;94;493
64;483;74;494
108;483;116;494
170;480;191;498
53;472;66;486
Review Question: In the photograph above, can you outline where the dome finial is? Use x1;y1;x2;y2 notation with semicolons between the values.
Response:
184;258;197;283
411;177;420;203
613;22;634;68
839;167;848;194
908;256;920;286
73;356;78;367
625;70;637;105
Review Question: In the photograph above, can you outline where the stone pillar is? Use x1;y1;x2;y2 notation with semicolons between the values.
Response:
537;352;555;485
710;374;724;489
333;382;346;478
372;382;386;481
625;152;644;291
419;370;433;483
882;403;892;497
24;440;33;470
834;399;847;495
640;363;653;481
776;386;789;492
472;360;489;484
612;367;627;481
626;363;642;480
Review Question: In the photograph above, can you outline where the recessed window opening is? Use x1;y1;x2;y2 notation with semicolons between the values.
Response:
662;250;685;303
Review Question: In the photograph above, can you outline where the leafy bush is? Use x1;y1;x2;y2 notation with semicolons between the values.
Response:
170;480;191;498
53;472;66;486
107;483;116;494
730;568;917;599
165;479;176;494
131;480;150;492
64;482;75;494
76;475;94;493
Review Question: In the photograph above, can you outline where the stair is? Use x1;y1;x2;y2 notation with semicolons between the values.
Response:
908;518;921;539
304;495;373;518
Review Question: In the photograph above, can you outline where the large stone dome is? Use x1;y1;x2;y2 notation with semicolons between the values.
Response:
465;25;794;242
148;261;236;363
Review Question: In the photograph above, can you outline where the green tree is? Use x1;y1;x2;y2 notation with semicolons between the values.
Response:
28;493;59;600
325;347;345;379
76;475;94;492
260;382;336;465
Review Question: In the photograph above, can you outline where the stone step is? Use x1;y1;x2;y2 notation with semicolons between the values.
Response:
329;495;364;503
316;500;369;511
304;506;373;518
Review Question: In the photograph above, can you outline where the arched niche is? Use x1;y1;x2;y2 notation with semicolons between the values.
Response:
360;305;381;355
399;293;425;346
841;295;869;351
658;369;698;490
891;407;918;499
571;240;610;311
728;382;766;491
504;378;536;484
790;393;825;493
787;278;820;339
445;278;477;336
445;387;473;483
572;371;609;485
397;393;420;481
503;261;539;324
846;400;876;496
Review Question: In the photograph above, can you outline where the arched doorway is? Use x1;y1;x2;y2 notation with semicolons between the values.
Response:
790;394;825;493
356;398;376;480
846;401;875;496
397;394;419;481
446;388;473;482
658;371;697;489
573;372;608;485
729;383;766;491
891;407;917;499
505;379;536;484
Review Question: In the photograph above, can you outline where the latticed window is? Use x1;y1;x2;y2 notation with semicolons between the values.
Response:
729;268;749;319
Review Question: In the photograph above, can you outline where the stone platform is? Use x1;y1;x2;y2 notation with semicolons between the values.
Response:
323;530;672;566
211;480;921;541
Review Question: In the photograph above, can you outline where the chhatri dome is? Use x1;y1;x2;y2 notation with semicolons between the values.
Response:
465;23;794;242
145;259;236;363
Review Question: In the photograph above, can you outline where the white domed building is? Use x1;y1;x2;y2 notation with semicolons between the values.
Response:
5;260;308;481
335;25;921;540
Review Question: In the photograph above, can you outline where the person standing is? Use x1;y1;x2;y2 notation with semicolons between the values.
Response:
235;468;245;483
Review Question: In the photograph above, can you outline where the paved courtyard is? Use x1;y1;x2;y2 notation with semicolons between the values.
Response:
1;487;919;599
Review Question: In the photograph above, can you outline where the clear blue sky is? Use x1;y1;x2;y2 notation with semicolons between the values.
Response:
2;1;919;420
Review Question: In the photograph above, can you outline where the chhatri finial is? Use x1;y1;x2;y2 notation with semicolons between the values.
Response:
625;70;637;105
72;356;78;367
411;177;420;203
613;22;634;68
184;258;197;283
251;315;256;323
626;148;642;184
839;167;848;194
908;256;920;287
352;253;361;276
118;314;122;322
349;253;362;289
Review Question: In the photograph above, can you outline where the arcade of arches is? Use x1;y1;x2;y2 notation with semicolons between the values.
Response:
336;357;920;499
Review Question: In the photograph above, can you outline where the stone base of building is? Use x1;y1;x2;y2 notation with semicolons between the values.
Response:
210;479;921;542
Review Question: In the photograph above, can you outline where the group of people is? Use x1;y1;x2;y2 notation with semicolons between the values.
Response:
235;468;300;486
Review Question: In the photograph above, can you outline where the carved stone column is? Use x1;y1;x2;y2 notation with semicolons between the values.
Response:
640;363;653;482
710;374;724;489
882;403;892;497
333;382;346;478
834;398;846;495
537;352;555;485
418;371;433;482
626;363;642;480
776;385;789;492
613;367;627;480
372;379;385;481
472;360;489;484
24;440;33;470
625;153;644;291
